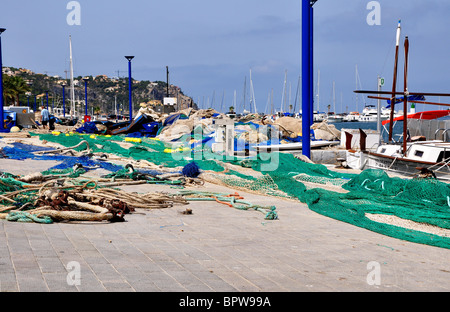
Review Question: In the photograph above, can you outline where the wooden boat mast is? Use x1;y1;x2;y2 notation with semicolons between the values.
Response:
355;21;450;152
402;36;409;155
389;21;402;142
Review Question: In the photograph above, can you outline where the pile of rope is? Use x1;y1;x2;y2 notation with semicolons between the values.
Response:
0;168;189;223
177;190;278;220
33;140;92;157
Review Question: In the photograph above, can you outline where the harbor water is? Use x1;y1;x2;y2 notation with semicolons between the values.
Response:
332;121;404;143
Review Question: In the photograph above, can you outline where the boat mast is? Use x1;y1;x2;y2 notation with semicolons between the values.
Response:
289;82;292;113
333;81;336;113
233;89;236;113
271;88;274;115
355;65;358;112
283;70;287;113
293;76;300;113
389;20;402;142
402;36;409;155
317;69;320;112
281;70;287;113
249;69;257;114
377;75;382;144
69;35;75;118
242;76;246;113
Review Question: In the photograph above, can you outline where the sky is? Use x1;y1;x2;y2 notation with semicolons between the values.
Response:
1;0;450;114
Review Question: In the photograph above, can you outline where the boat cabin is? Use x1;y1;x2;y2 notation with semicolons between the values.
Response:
376;141;450;163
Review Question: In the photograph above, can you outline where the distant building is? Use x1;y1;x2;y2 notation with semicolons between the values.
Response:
95;75;108;81
105;86;118;92
19;68;33;75
164;97;177;106
2;67;13;76
147;100;162;106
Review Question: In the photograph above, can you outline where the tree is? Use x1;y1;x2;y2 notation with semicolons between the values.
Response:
94;106;101;117
2;74;16;105
2;75;31;106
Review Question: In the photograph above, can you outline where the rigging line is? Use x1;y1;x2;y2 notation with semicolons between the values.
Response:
380;35;396;77
356;70;367;106
293;76;301;113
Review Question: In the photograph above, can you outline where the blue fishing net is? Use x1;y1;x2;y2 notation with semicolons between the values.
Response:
1;142;123;173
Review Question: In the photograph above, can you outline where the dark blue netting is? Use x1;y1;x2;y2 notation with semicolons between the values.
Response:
1;143;54;160
1;143;123;173
75;122;100;134
49;156;123;172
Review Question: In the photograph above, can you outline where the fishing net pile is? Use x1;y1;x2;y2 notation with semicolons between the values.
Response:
0;134;279;223
0;165;190;224
2;130;449;249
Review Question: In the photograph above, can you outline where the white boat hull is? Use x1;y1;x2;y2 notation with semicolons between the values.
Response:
256;140;339;151
344;115;359;122
326;117;344;123
346;142;450;180
358;115;390;122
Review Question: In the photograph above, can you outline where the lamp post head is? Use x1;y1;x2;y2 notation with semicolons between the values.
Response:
83;77;89;83
125;56;135;62
0;28;6;35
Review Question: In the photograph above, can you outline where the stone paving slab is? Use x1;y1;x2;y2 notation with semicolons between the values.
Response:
0;159;449;293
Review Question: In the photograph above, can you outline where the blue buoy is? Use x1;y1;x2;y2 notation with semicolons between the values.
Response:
182;162;200;178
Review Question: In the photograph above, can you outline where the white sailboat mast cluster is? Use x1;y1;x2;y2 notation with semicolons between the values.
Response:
69;35;76;118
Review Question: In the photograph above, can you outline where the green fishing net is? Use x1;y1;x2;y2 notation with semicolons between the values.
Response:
32;133;450;249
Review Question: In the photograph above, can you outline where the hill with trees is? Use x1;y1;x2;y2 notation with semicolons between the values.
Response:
1;66;197;116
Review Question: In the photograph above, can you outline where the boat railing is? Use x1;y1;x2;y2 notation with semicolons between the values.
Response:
443;129;450;142
426;154;450;174
434;128;450;141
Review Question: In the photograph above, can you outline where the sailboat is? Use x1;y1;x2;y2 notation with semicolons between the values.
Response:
326;81;343;123
347;20;450;180
275;70;291;119
313;69;326;122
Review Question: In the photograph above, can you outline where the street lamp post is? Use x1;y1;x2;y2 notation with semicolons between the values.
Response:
45;90;49;110
83;77;89;118
62;83;66;118
26;81;32;111
125;56;134;121
0;28;6;132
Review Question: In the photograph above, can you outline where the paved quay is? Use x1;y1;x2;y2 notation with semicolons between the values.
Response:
0;158;449;293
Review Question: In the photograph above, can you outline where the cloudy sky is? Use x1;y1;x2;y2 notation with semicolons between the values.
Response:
1;0;450;114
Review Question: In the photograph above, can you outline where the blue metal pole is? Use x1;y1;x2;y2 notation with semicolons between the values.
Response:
84;80;88;117
127;59;133;120
0;30;3;132
302;0;311;158
310;5;314;127
62;85;66;117
46;91;49;110
34;96;36;112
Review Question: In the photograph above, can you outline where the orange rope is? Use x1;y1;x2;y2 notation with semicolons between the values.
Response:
213;196;233;207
